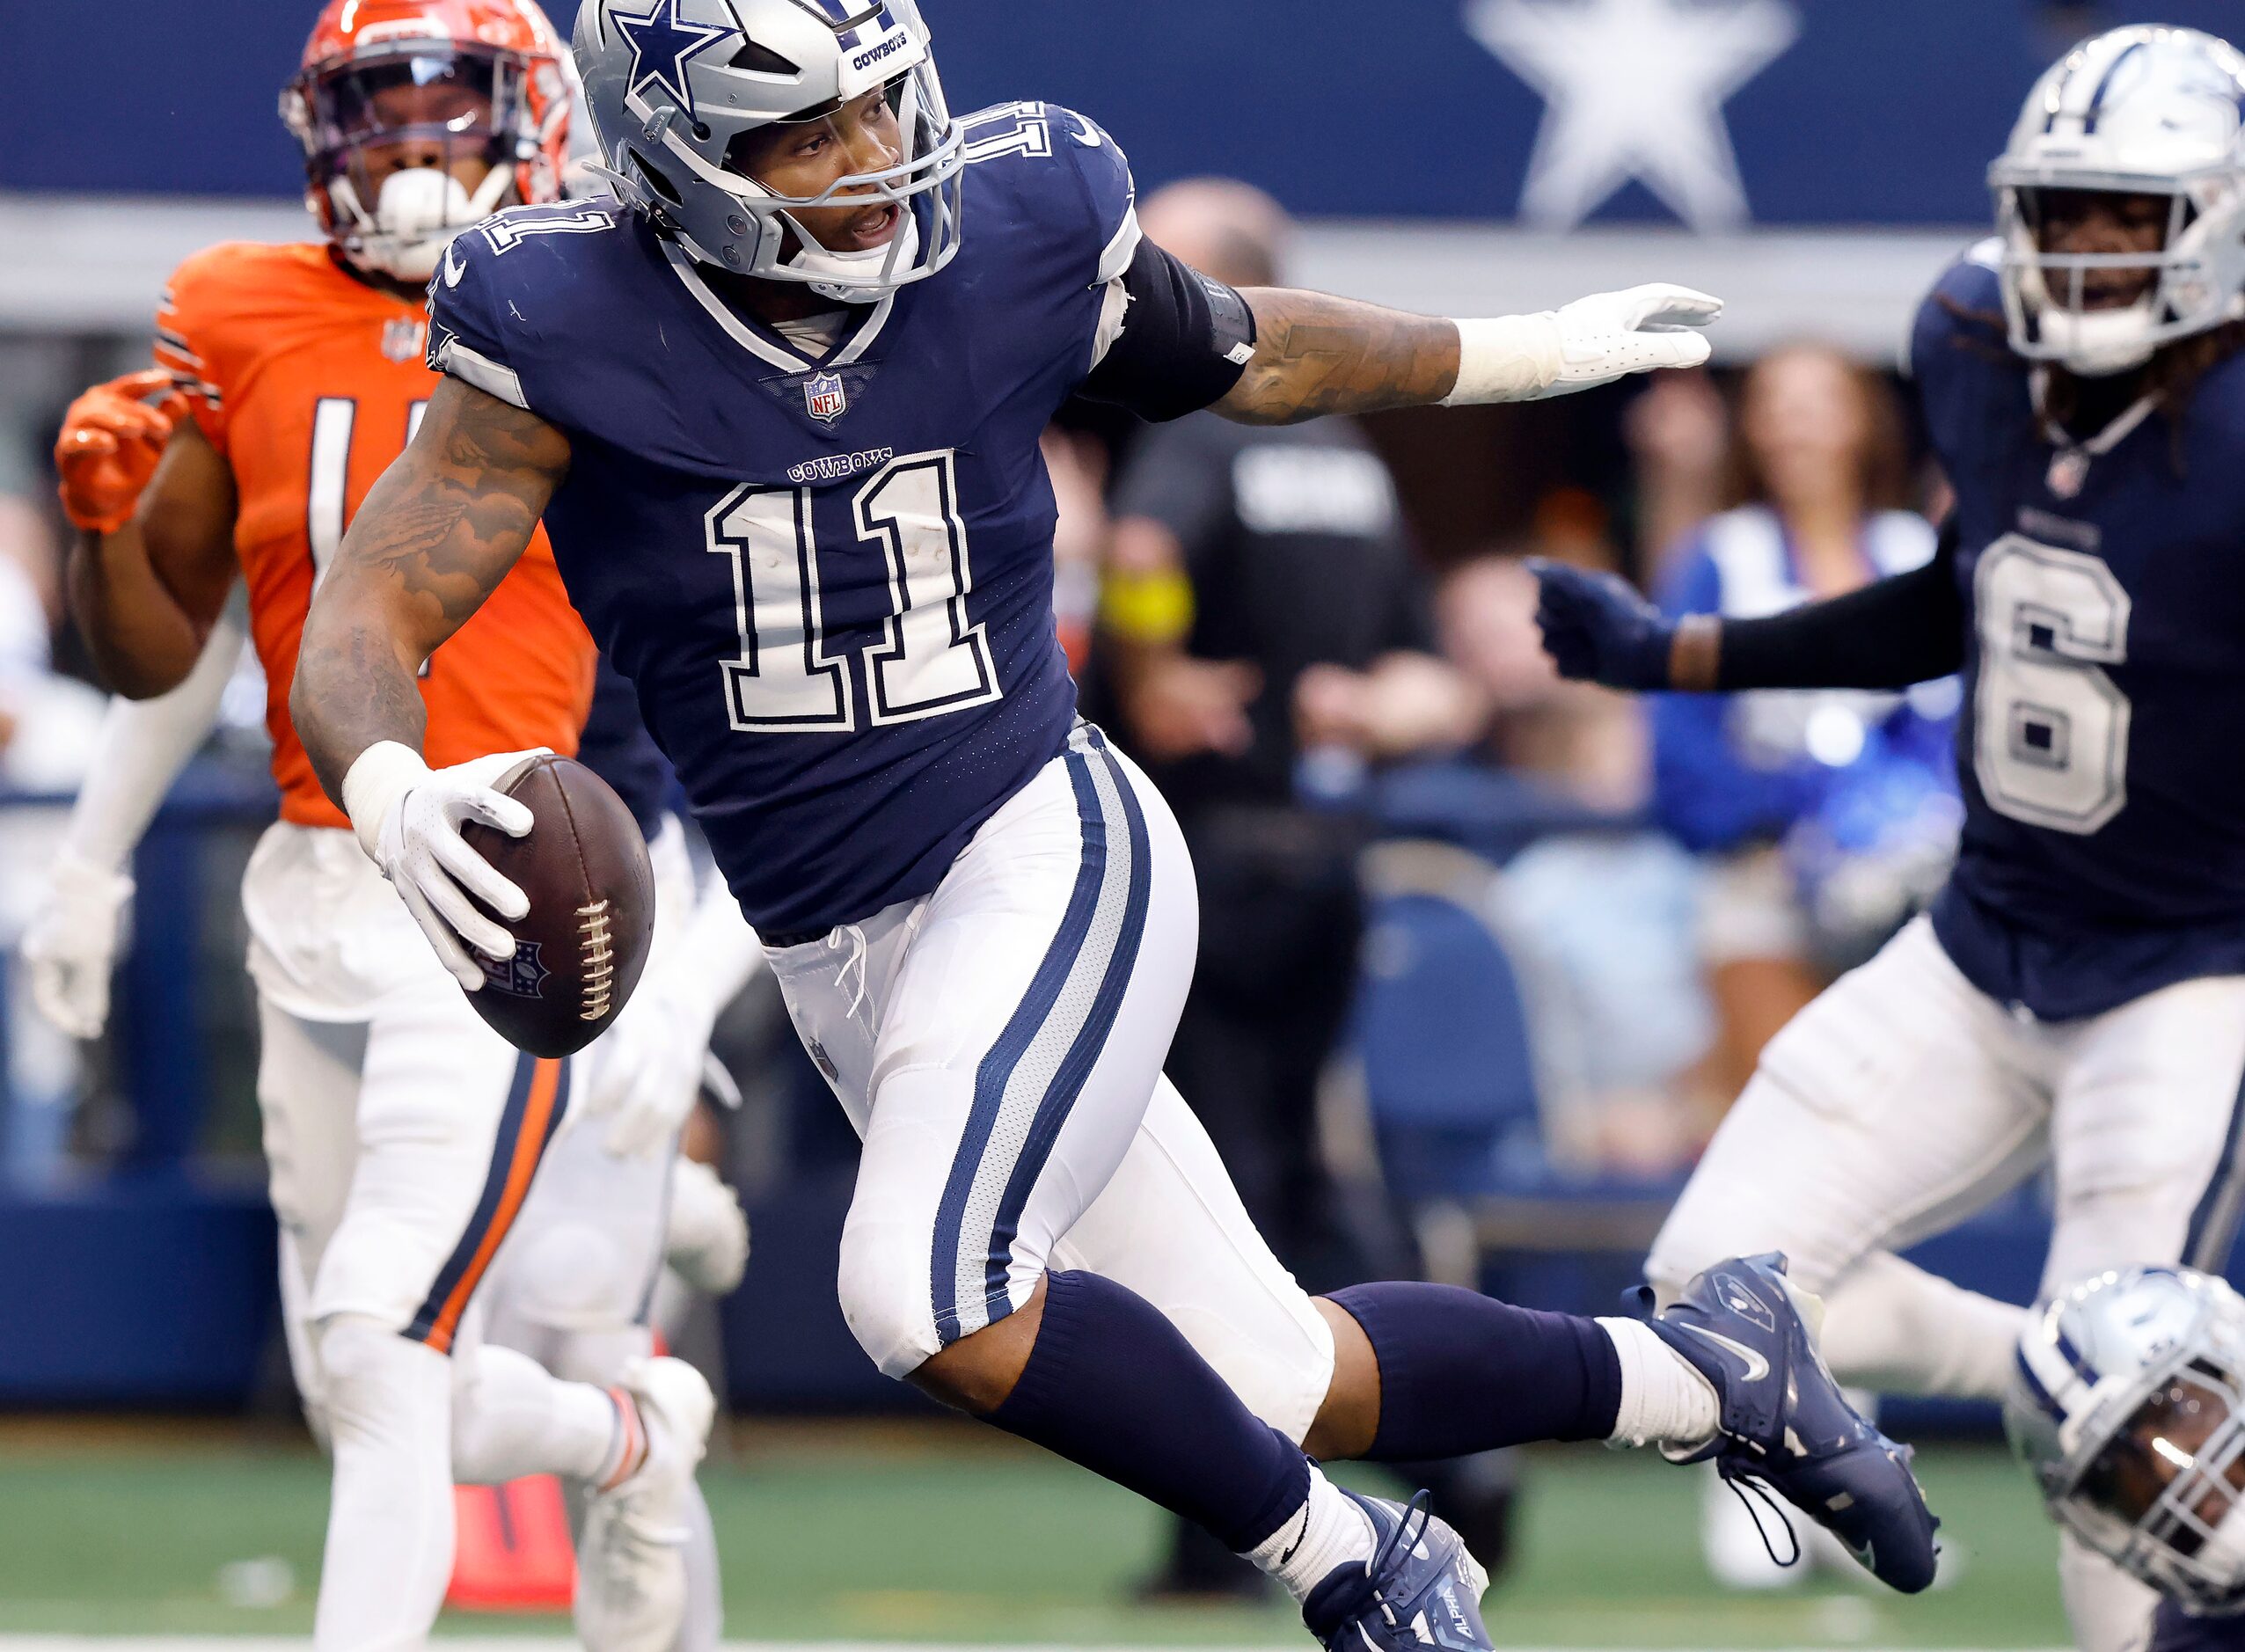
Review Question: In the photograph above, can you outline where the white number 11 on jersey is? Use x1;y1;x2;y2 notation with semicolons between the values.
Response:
706;450;1001;734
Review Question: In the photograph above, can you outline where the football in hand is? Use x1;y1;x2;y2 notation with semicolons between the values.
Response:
458;756;655;1058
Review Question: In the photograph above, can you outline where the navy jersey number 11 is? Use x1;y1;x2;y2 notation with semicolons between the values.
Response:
428;100;1140;936
710;451;998;732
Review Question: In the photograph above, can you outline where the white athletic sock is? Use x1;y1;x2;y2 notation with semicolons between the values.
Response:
1243;1463;1378;1602
312;1318;457;1652
451;1342;631;1487
1819;1252;2028;1401
679;1479;725;1650
1599;1317;1721;1450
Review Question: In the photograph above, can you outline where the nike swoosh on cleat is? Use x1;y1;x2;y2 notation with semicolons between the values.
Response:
1677;1321;1771;1384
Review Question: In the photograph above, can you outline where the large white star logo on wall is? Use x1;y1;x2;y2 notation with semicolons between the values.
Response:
1466;0;1800;232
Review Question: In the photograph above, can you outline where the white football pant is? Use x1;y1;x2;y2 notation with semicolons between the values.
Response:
1649;914;2245;1651
766;723;1336;1443
246;822;643;1652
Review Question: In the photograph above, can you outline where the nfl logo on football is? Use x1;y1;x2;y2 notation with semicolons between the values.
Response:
804;370;849;425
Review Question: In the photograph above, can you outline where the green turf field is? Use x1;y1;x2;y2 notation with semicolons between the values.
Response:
0;1422;2071;1647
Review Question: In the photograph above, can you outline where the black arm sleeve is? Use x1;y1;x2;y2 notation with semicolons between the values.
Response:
1715;520;1966;690
1078;238;1258;423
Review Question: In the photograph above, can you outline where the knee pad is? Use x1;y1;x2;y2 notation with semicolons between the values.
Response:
1644;1169;1851;1301
497;1220;637;1334
1642;1222;1726;1306
836;1222;941;1380
316;1315;448;1449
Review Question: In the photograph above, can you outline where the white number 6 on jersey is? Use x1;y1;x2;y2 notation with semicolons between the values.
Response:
1972;534;2132;835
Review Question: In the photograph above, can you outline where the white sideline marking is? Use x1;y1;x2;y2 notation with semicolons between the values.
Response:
0;1641;2084;1652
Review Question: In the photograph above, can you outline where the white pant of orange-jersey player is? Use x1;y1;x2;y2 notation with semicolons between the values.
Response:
247;819;713;1652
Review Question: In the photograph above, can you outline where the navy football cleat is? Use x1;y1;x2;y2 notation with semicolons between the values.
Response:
1635;1253;1942;1594
1302;1490;1493;1652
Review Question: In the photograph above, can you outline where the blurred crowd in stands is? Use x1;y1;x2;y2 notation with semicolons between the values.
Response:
0;181;1963;1297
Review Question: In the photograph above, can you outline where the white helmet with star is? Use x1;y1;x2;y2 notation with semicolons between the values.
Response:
1990;25;2245;376
573;0;964;303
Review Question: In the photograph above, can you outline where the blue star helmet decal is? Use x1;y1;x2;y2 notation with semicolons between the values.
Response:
611;0;735;113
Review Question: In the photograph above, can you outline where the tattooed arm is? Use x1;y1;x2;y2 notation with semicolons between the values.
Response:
1217;291;1461;426
1216;283;1723;427
292;376;571;807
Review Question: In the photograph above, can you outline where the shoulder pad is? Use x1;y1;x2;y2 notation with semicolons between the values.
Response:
1908;247;2008;387
961;102;1140;287
155;242;329;444
1050;106;1140;282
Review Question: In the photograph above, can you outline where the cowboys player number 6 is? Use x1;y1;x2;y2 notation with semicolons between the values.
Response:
293;2;1942;1646
1532;25;2245;1652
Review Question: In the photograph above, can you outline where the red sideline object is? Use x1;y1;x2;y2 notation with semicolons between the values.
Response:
448;1475;576;1613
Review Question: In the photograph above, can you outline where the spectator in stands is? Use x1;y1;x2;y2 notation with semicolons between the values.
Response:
1436;552;1711;1175
1647;344;1960;1108
1623;372;1731;582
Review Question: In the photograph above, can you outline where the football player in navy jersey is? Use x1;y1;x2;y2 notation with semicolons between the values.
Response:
1532;25;2245;1650
288;2;1942;1642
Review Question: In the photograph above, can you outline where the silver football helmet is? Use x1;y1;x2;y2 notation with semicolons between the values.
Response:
574;0;964;303
2007;1266;2245;1614
1990;26;2245;376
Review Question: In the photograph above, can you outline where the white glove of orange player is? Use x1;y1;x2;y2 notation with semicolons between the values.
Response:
578;962;723;1159
20;850;135;1040
341;742;550;991
55;369;190;533
665;1157;750;1297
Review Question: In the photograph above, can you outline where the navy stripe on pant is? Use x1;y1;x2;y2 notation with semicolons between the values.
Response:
928;731;1152;1346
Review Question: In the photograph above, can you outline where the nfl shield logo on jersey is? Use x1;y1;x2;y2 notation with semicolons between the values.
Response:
804;371;849;425
381;317;428;363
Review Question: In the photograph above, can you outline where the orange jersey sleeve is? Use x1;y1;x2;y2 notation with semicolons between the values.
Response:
153;247;236;457
157;244;596;830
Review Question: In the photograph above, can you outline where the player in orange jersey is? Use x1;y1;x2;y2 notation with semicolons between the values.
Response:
54;4;717;1648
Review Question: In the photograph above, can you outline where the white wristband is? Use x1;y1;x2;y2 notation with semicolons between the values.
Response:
340;741;431;866
1440;314;1566;406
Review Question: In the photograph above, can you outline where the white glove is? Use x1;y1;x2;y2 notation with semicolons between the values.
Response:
579;969;721;1159
341;741;550;991
1444;284;1722;405
577;855;762;1156
20;850;135;1040
665;1156;750;1297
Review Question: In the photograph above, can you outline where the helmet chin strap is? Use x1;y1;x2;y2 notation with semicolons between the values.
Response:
335;165;514;283
779;208;920;305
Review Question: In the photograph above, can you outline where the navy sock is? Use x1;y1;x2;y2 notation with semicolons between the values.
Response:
989;1269;1311;1553
1327;1281;1622;1460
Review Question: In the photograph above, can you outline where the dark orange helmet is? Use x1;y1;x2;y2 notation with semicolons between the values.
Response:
282;0;572;281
